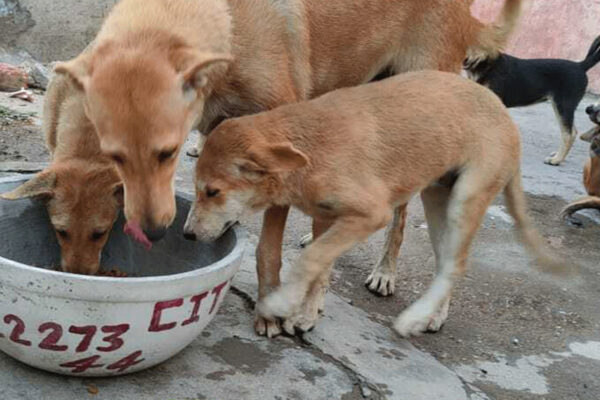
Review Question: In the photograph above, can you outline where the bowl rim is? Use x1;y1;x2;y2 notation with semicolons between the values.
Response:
0;175;247;293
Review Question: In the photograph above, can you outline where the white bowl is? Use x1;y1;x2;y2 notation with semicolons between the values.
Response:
0;176;245;377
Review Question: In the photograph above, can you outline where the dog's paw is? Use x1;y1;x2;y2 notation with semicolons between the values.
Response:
544;152;562;166
256;287;300;321
186;147;200;157
299;233;313;248
282;308;319;335
365;270;396;297
254;314;282;338
394;303;444;338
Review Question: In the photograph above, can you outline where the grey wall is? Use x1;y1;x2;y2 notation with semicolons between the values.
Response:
0;0;116;62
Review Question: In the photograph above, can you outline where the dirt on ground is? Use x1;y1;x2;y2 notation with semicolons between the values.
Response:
0;106;48;163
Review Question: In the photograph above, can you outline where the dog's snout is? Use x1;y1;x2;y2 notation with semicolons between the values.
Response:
143;226;167;242
586;105;595;115
183;231;197;241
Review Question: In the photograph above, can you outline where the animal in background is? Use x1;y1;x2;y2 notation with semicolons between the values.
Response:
464;35;600;166
1;73;122;275
561;102;600;224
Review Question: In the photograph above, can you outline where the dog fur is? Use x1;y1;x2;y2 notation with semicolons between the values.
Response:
1;72;122;275
562;101;600;222
465;36;600;166
184;71;567;337
50;0;522;336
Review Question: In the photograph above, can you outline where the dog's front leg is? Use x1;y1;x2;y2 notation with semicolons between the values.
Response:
254;205;290;338
258;214;389;331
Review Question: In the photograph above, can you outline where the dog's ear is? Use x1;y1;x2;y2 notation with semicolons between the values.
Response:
54;53;93;90
112;182;124;207
0;171;57;201
175;50;233;93
242;143;308;175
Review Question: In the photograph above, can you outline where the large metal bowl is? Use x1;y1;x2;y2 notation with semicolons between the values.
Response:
0;176;245;377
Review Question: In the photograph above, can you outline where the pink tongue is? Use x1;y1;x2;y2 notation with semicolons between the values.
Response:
124;221;153;250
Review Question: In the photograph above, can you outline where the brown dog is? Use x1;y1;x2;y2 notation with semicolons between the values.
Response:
562;105;600;221
51;0;522;335
184;71;566;337
1;73;122;275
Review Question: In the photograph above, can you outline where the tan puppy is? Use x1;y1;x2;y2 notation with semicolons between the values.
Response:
184;71;566;337
52;0;522;335
1;73;122;275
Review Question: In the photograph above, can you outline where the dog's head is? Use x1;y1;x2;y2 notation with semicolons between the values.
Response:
183;119;308;242
1;161;123;275
586;102;600;125
54;41;232;242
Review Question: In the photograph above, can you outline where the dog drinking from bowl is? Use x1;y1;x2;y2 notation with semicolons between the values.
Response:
1;73;123;275
184;71;568;337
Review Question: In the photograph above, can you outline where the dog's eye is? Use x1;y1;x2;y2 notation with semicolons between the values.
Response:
56;229;69;239
158;148;177;163
206;187;220;198
91;230;108;241
110;154;125;165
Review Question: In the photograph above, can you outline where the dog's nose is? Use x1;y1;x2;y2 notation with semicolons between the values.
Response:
143;226;167;242
183;231;197;241
586;105;595;115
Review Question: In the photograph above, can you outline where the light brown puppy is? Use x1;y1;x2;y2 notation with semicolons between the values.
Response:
52;0;522;335
1;73;122;275
184;71;567;337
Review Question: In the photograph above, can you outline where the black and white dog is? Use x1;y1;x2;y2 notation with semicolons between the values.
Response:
464;36;600;166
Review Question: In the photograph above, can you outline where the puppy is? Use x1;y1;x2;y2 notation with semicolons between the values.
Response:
1;73;122;275
464;36;600;166
52;0;522;336
562;102;600;222
184;71;566;337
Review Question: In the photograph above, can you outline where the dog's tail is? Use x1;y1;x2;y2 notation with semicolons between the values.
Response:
580;35;600;72
503;172;572;276
561;196;600;219
466;0;524;65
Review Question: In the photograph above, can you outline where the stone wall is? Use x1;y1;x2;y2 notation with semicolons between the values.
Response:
472;0;600;94
0;0;115;62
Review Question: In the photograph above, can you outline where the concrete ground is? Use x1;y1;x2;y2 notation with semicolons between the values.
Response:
0;92;599;399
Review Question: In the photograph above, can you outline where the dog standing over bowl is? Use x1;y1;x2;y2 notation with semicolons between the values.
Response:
183;71;568;337
0;72;122;275
52;0;522;336
464;35;600;166
561;102;600;222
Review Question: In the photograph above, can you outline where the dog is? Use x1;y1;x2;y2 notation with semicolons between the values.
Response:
464;36;600;166
51;0;522;337
1;73;122;275
561;101;600;222
183;71;567;337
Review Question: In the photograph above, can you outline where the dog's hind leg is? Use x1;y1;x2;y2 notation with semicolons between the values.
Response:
545;98;579;166
394;173;503;337
365;204;408;296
